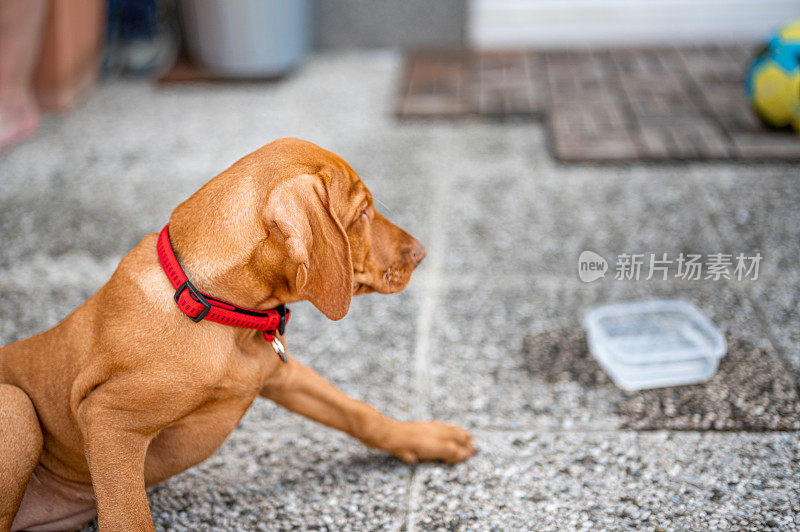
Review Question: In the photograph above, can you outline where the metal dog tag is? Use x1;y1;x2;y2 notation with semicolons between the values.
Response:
271;336;287;364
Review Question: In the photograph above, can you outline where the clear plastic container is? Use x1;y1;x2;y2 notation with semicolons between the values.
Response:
584;299;726;391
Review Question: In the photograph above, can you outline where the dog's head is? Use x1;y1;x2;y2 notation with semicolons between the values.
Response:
259;138;425;320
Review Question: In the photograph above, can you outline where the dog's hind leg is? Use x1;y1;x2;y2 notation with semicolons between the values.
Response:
0;384;43;532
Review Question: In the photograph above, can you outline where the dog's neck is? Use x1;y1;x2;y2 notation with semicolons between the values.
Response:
166;176;288;311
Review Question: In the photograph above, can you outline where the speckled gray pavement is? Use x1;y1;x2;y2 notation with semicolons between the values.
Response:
1;51;798;531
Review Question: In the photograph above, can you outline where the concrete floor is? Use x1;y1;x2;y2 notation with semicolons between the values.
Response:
1;51;798;530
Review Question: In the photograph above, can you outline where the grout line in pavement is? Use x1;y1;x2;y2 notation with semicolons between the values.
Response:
402;467;424;532
411;159;451;419
462;425;800;435
437;271;796;292
404;164;452;532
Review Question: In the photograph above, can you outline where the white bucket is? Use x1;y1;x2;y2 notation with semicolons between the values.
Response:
181;0;311;77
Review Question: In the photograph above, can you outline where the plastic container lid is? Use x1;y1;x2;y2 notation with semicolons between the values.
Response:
584;299;727;391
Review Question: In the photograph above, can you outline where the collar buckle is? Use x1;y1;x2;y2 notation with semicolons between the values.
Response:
174;280;211;323
276;304;288;335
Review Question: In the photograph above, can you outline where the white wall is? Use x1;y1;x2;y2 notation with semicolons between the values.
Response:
470;0;800;48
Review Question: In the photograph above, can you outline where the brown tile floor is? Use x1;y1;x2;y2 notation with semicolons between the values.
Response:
397;47;800;162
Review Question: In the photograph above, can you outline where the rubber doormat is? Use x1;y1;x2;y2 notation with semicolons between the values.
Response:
523;328;800;431
397;48;800;162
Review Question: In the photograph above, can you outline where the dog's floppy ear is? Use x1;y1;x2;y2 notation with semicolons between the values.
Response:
264;173;352;320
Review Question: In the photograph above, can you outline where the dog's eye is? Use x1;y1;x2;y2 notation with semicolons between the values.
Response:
357;203;371;223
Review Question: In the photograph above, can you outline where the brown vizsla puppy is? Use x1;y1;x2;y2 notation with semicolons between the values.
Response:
0;138;474;532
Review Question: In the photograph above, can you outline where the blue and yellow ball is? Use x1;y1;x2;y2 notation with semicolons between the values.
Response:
745;19;800;131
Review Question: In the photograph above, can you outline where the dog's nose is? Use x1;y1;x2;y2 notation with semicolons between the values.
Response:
410;243;426;265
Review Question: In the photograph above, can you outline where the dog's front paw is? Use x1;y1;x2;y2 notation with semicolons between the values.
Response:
389;421;475;464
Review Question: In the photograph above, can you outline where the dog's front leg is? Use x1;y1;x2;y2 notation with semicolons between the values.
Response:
77;397;155;531
260;354;474;464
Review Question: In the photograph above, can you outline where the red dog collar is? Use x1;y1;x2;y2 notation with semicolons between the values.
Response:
156;224;290;362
